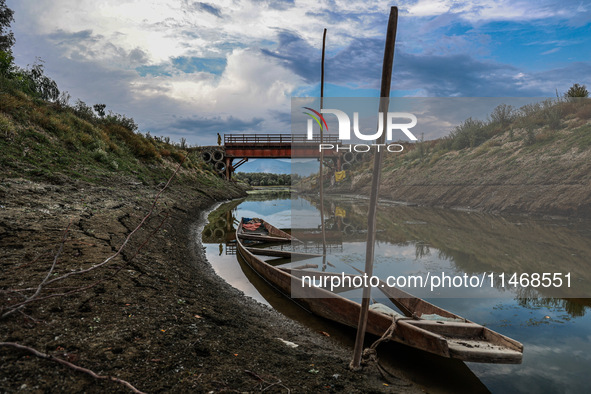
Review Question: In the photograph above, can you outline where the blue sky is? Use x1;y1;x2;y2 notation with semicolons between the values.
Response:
6;0;591;148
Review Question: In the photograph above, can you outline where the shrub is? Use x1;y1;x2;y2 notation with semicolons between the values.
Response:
78;132;94;146
30;107;50;129
575;101;591;119
519;102;542;119
449;117;487;150
564;83;589;99
524;127;536;146
103;112;138;132
541;99;562;130
92;148;108;163
72;100;96;122
489;103;515;127
557;100;580;118
516;99;563;130
171;150;185;163
46;114;70;136
0;111;14;139
103;123;159;160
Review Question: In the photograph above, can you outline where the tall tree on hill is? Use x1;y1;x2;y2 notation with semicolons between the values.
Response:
0;0;15;54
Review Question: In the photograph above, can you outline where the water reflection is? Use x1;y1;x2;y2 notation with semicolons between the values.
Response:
202;192;591;393
202;199;242;253
297;195;591;300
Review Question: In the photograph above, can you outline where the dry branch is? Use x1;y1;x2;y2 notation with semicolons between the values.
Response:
1;157;186;394
245;369;291;393
0;342;146;393
1;158;184;319
30;221;72;300
43;159;183;286
1;222;71;319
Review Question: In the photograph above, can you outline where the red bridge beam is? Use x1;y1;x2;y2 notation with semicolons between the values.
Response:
225;147;340;158
224;133;341;158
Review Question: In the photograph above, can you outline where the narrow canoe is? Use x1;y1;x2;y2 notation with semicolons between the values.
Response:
236;218;523;364
246;247;323;259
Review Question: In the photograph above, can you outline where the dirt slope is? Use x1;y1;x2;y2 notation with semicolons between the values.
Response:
343;108;591;217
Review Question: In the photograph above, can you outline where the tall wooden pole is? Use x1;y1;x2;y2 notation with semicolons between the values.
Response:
319;28;328;267
350;6;398;370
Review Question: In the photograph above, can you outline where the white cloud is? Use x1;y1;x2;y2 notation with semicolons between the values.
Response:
6;0;591;145
408;0;452;16
158;48;304;117
407;0;577;22
541;47;560;55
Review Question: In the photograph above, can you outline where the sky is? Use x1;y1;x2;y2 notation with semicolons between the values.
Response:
6;0;591;149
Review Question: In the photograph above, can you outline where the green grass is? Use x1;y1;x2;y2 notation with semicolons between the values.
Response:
0;82;223;187
571;124;591;150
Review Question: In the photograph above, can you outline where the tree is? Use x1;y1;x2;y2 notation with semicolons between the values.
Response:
24;60;60;101
564;83;589;99
93;103;106;118
0;0;15;54
0;47;13;75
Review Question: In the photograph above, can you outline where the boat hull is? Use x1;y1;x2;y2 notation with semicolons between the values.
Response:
235;219;523;364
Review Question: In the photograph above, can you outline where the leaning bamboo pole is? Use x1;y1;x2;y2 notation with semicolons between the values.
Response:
319;28;328;270
350;6;399;370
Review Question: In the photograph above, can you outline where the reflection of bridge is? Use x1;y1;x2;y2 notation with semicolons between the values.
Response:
200;133;344;179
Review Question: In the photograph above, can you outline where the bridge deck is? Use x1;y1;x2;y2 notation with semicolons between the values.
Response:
224;134;340;158
224;133;339;144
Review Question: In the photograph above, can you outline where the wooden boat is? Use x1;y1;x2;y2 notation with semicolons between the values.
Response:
236;218;523;364
246;247;323;259
238;232;293;243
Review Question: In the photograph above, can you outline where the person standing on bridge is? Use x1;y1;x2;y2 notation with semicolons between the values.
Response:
217;133;222;146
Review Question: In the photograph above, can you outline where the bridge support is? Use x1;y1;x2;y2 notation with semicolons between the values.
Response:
223;157;249;180
224;157;232;180
232;158;248;171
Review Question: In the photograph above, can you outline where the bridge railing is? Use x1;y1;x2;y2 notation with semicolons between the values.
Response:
224;134;340;145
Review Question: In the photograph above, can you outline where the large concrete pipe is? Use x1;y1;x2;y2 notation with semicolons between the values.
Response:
215;161;226;173
202;151;213;163
343;152;355;163
213;150;224;162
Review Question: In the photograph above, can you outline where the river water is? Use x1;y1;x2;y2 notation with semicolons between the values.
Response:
201;190;591;393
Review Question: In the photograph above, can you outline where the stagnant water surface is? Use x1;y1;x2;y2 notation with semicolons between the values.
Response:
201;190;591;393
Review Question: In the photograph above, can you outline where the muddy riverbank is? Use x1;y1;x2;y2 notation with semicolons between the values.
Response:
0;176;419;393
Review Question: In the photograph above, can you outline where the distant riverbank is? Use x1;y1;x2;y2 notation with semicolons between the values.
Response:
306;105;591;218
